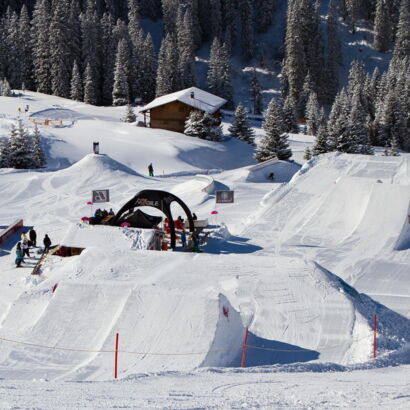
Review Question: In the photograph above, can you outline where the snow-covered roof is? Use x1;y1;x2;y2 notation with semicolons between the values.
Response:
141;87;227;114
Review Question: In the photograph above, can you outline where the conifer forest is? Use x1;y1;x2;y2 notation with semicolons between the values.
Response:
0;0;409;158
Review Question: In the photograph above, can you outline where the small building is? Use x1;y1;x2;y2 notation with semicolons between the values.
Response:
140;87;227;133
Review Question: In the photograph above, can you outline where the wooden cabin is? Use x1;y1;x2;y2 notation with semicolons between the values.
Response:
140;87;227;133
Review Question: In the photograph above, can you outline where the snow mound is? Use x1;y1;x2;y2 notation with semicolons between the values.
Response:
30;107;91;121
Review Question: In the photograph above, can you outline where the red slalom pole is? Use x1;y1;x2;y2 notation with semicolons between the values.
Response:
114;333;119;379
373;314;377;359
241;327;249;368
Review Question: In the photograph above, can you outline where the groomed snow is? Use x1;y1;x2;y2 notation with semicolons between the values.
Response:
1;92;409;408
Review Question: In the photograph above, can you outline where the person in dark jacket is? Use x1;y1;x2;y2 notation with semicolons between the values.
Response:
148;163;154;177
22;239;30;258
43;234;51;253
15;242;24;267
192;213;198;221
29;228;37;247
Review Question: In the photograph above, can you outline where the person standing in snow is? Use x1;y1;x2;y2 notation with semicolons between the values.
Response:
22;238;30;258
192;213;198;221
180;230;187;248
15;242;24;267
21;232;27;241
43;234;51;253
148;163;154;177
29;228;37;247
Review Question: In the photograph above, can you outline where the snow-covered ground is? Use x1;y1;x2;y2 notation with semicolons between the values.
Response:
0;92;409;408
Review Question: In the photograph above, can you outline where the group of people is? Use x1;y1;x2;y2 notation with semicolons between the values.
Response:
15;228;51;267
91;208;115;225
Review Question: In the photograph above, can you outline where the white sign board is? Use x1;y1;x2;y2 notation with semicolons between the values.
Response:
92;189;110;203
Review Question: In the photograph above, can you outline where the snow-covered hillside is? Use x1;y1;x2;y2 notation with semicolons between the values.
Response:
0;93;409;408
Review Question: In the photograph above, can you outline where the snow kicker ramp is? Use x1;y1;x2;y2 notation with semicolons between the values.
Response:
1;250;409;381
241;153;410;317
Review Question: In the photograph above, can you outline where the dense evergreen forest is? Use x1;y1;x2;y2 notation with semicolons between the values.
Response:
0;0;409;155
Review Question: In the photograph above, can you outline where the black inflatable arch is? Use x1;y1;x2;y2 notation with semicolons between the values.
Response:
110;190;195;249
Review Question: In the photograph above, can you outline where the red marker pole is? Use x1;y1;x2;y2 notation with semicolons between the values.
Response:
373;314;377;359
241;327;249;368
114;333;119;379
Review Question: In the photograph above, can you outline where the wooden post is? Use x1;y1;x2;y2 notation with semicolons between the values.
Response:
241;327;249;368
373;314;377;359
114;333;119;379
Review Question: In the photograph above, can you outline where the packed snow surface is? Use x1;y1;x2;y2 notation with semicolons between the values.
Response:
0;92;409;407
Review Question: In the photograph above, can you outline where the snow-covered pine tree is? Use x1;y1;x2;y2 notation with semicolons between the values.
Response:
325;0;341;103
384;136;400;156
328;89;351;152
122;104;136;123
207;37;222;96
250;68;263;115
141;34;156;103
112;39;130;106
5;10;21;89
70;60;83;101
155;33;179;97
0;138;11;167
255;99;292;162
0;78;12;96
305;91;320;136
282;95;299;133
83;62;97;105
312;124;329;155
374;0;392;52
49;0;72;98
177;6;197;89
8;120;33;169
349;87;374;154
228;103;255;145
18;5;33;90
184;110;207;139
100;12;116;106
304;146;312;160
31;124;46;168
31;0;52;94
162;0;178;35
393;0;410;61
210;0;223;42
202;112;223;141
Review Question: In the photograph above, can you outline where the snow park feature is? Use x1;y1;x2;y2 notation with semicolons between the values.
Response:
0;91;410;408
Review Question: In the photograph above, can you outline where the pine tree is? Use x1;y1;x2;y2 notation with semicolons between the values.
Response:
384;136;400;156
31;124;46;168
282;95;299;133
250;68;263;115
83;62;97;105
325;0;341;103
8;120;33;169
184;110;208;139
70;60;83;101
100;12;116;105
228;103;255;145
312;124;329;155
207;37;222;95
122;104;136;122
141;34;156;103
393;0;410;61
238;0;254;61
327;89;351;151
155;33;179;97
177;7;197;88
374;0;391;52
304;146;312;160
49;0;72;98
5;10;21;89
0;78;12;96
210;0;223;41
18;5;33;90
254;0;275;33
255;99;292;162
203;112;223;141
0;137;11;167
305;92;320;136
112;39;130;106
31;0;52;94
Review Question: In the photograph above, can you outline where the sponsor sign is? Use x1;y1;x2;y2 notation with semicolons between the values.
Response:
92;189;110;203
216;190;234;204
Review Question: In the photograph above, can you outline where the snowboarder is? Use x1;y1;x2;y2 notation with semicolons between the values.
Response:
43;234;51;253
29;228;37;247
22;239;30;258
148;163;154;177
180;230;187;247
15;243;24;267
